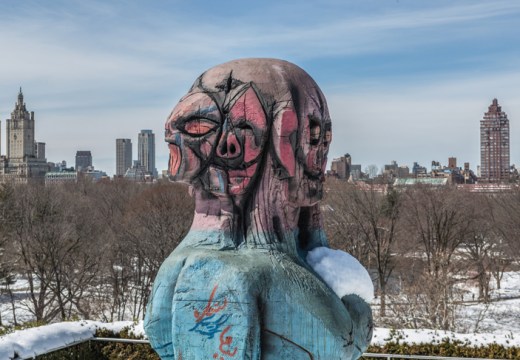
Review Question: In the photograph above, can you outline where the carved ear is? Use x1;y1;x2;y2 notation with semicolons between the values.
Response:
272;108;298;178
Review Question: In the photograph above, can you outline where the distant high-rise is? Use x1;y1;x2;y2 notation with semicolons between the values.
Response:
138;130;156;178
480;98;510;182
448;157;457;169
330;153;351;179
75;150;92;172
35;142;46;160
1;88;48;183
7;88;35;162
116;138;132;176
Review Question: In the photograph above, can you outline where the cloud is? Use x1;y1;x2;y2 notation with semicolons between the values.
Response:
326;69;520;171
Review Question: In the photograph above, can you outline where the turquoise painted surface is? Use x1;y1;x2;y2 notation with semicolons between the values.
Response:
145;243;373;359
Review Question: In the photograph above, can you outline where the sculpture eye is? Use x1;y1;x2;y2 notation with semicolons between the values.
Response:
181;118;218;137
323;130;332;147
310;125;321;145
308;116;322;146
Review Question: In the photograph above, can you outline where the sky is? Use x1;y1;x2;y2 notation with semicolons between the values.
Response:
0;0;519;176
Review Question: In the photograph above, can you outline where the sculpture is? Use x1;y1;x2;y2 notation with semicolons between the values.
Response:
144;58;373;359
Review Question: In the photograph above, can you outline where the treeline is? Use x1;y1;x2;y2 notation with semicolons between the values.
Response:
0;179;193;326
1;178;519;332
324;178;520;331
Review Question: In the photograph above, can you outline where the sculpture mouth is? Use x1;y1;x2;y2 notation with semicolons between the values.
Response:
228;163;258;195
207;163;259;197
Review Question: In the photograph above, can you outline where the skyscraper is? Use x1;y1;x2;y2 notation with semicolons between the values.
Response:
138;130;156;178
116;138;132;176
75;151;92;172
35;142;46;160
7;88;36;162
480;98;510;182
1;88;48;182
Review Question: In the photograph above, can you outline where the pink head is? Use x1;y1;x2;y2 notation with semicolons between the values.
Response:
165;58;331;207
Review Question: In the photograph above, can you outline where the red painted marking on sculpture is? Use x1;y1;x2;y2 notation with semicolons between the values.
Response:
169;144;181;176
278;109;297;176
229;87;266;128
219;325;238;357
226;87;266;164
193;284;228;322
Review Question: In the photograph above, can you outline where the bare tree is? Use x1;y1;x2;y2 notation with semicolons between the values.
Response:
364;164;379;179
89;179;194;321
324;179;402;317
323;179;371;265
91;179;141;321
123;181;194;319
457;193;512;303
401;185;474;330
0;181;106;323
490;187;520;260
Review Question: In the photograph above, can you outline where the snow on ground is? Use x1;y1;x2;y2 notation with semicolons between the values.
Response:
456;272;520;335
0;320;138;359
372;327;520;348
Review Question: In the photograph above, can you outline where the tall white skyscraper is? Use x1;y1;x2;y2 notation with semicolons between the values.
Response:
116;138;133;176
138;130;156;178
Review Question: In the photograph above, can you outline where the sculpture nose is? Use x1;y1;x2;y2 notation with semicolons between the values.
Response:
216;129;241;159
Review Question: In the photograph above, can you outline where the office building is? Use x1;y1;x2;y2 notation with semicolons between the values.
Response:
138;129;157;178
75;151;92;172
116;138;132;176
330;154;351;179
35;142;46;161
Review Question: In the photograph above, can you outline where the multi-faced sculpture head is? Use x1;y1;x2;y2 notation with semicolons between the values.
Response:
165;58;331;208
147;61;374;360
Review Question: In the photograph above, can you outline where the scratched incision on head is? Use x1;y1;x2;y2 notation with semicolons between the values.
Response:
145;58;372;360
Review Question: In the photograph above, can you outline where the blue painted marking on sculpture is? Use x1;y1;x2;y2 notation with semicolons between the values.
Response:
217;171;225;193
188;313;231;339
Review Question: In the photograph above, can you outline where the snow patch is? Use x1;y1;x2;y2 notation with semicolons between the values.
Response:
307;247;374;302
0;320;134;359
372;327;520;348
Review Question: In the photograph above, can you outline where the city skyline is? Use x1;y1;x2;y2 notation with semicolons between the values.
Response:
1;1;519;176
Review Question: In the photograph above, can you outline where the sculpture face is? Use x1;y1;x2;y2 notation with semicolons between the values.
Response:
298;107;332;205
272;100;332;208
166;59;332;207
166;85;268;203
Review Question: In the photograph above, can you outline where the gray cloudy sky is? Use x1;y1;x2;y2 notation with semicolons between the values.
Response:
0;0;519;175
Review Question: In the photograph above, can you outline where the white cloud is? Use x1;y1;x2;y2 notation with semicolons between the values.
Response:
326;69;520;171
